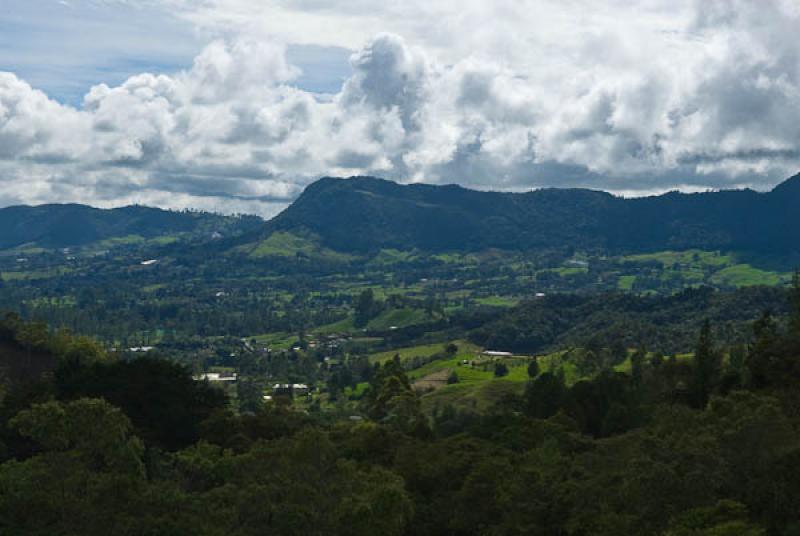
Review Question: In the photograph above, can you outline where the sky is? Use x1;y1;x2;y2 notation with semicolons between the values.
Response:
1;0;800;216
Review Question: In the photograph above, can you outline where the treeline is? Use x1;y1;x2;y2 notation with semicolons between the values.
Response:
471;285;792;354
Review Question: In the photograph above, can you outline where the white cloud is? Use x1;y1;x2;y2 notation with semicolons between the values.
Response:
2;0;800;215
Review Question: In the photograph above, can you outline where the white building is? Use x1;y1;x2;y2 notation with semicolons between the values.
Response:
196;372;238;382
482;350;513;358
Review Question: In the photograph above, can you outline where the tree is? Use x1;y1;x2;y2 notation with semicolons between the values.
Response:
0;399;146;535
728;345;746;374
55;357;227;450
523;372;566;419
237;376;265;414
527;359;540;378
15;321;48;357
791;269;800;335
494;362;509;378
650;351;664;369
630;346;646;386
718;344;748;394
691;320;720;409
354;289;379;328
609;339;628;367
61;336;106;367
664;500;766;536
746;311;779;389
364;357;428;435
11;398;144;474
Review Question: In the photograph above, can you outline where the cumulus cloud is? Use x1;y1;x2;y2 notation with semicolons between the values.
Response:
2;0;800;215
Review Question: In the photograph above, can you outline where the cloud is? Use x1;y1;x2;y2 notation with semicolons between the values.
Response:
2;0;800;215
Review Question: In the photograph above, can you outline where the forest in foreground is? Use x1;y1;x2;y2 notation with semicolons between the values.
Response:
0;278;799;535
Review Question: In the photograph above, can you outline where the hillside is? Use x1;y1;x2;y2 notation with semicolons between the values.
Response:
254;174;800;255
0;204;262;251
469;285;791;354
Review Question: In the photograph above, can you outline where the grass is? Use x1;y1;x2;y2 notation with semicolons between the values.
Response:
623;249;733;267
24;296;76;307
368;249;417;265
420;379;525;414
314;317;355;334
142;283;167;293
149;236;180;246
399;348;535;414
344;382;370;398
247;232;354;262
367;308;429;330
535;350;582;385
410;356;486;383
0;245;48;256
710;264;788;287
475;296;520;307
96;235;146;247
432;252;476;264
1;268;73;281
370;341;477;364
248;232;318;258
541;266;588;277
251;331;297;350
617;249;789;289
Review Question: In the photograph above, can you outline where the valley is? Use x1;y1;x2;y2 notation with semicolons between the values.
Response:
0;177;797;418
2;176;800;535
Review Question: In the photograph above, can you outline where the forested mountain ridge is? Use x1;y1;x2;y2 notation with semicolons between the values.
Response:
6;173;800;257
257;173;800;254
0;203;262;250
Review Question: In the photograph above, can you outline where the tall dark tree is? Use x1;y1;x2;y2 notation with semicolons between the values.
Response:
364;356;428;436
791;269;800;334
527;359;540;378
354;289;378;328
523;372;566;419
55;357;227;450
746;311;779;389
691;319;720;408
630;346;646;386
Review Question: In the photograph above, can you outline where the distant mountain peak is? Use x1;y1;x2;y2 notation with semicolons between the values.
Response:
771;172;800;194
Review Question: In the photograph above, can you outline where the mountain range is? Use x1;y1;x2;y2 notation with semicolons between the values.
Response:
258;173;800;254
0;204;260;251
3;173;800;256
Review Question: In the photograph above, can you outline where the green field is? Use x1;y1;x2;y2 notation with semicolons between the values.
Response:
710;264;788;287
366;308;427;330
369;341;478;364
314;317;355;334
247;232;318;258
251;331;297;350
623;249;733;267
246;231;353;262
1;268;73;281
474;296;520;307
420;379;525;414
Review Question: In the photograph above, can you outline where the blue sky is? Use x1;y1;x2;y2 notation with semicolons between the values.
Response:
0;0;351;106
0;0;199;105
